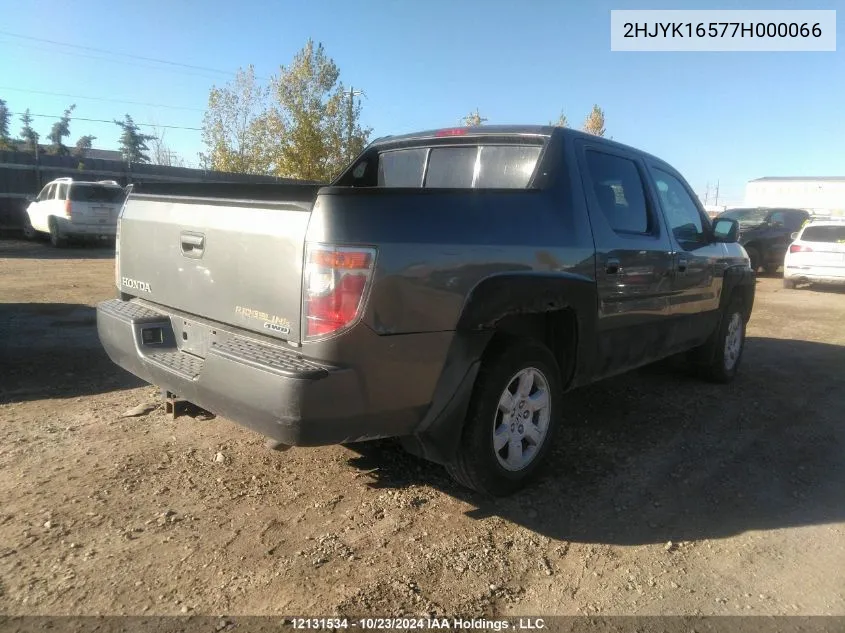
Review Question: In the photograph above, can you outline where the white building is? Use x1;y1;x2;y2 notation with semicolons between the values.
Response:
744;177;845;216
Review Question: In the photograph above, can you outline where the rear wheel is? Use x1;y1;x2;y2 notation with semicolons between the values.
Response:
763;263;780;276
446;339;561;497
22;215;37;240
48;217;67;248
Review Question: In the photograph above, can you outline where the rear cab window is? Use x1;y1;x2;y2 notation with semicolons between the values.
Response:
357;136;546;189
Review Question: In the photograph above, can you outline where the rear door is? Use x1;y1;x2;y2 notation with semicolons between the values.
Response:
575;141;675;377
645;164;723;347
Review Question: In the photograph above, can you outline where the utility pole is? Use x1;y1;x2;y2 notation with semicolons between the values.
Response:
704;182;711;205
714;180;720;206
347;86;364;162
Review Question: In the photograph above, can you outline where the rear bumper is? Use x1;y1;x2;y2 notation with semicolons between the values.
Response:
784;268;845;285
55;217;116;236
96;299;421;445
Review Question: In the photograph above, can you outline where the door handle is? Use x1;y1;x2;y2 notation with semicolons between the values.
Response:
180;232;205;258
677;255;688;273
605;257;620;275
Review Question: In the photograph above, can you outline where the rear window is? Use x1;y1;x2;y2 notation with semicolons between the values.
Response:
801;225;845;243
70;185;125;203
377;144;542;189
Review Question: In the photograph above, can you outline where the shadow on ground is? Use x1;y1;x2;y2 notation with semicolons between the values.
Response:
0;236;115;260
0;302;143;403
345;336;845;545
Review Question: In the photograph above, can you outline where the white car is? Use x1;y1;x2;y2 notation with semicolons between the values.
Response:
783;219;845;288
23;177;126;247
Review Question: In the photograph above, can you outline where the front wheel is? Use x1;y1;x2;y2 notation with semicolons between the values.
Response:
745;247;761;274
446;339;562;497
694;297;747;384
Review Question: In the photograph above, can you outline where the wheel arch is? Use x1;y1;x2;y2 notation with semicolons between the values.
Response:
401;271;597;465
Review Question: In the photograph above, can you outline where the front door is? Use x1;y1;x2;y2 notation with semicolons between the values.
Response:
576;142;675;379
645;165;723;349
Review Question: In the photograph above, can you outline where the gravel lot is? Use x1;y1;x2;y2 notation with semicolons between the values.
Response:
1;237;843;617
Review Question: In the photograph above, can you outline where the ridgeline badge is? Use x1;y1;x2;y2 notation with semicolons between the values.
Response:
235;305;291;335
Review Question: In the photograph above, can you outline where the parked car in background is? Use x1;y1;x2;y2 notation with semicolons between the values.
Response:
97;125;754;496
717;207;810;274
783;218;845;288
23;177;126;247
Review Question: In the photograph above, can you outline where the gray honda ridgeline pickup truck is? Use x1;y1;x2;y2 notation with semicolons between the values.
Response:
97;126;754;496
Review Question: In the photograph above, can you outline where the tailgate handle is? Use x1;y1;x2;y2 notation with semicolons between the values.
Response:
180;232;205;258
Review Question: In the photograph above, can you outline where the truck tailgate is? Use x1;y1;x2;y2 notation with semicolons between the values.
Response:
117;193;313;343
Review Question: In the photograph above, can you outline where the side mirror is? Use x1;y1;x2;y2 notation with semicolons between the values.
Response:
790;232;799;240
712;217;739;243
25;195;35;203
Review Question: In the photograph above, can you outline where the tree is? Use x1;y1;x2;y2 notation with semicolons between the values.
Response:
19;109;39;154
149;125;185;167
73;135;96;159
0;98;11;150
47;104;76;154
201;42;371;181
582;104;606;137
271;40;370;181
114;114;155;164
463;108;487;126
200;65;277;174
551;111;568;128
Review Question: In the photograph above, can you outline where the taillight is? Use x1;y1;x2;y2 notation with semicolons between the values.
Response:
64;199;72;218
303;244;377;339
790;244;813;253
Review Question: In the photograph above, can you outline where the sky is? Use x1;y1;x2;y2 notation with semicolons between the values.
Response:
0;0;842;206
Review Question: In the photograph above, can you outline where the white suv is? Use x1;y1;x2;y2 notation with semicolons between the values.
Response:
783;218;845;288
23;177;126;247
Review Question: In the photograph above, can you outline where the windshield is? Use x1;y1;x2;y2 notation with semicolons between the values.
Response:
721;208;770;225
69;184;126;203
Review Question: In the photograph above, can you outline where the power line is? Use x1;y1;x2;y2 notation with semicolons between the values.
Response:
0;39;230;82
11;112;201;131
0;30;240;78
0;86;204;112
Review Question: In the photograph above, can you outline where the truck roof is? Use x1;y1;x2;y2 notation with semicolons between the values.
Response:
369;125;673;169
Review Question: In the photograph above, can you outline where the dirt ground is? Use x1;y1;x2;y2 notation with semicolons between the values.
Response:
1;237;843;617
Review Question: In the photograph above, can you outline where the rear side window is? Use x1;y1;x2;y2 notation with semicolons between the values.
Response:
57;183;68;199
376;144;542;189
584;150;650;234
69;185;125;203
801;225;845;243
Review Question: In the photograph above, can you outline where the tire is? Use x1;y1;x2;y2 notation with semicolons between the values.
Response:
22;215;37;240
48;217;67;248
446;339;562;497
745;246;761;273
763;263;780;276
694;296;747;384
783;278;797;289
